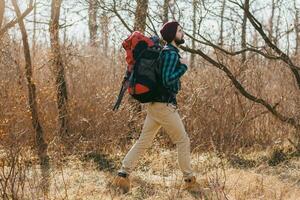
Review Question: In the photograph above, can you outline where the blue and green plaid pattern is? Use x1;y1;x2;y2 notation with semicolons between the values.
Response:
161;44;187;94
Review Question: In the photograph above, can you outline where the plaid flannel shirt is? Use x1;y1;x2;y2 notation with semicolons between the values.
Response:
161;44;187;94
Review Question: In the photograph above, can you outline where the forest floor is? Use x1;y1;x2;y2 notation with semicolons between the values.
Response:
20;147;300;200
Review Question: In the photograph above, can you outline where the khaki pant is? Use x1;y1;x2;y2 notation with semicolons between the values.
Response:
120;102;193;178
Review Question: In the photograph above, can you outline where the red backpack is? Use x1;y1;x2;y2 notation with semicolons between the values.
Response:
113;31;163;110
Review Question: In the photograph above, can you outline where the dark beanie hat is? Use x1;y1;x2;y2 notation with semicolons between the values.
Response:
160;21;179;43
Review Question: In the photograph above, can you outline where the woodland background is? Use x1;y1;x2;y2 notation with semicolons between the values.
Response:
0;0;300;199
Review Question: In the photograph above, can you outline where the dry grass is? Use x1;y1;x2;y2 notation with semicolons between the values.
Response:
1;149;298;199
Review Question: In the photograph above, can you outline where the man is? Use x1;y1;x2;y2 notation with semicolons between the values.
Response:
113;21;200;193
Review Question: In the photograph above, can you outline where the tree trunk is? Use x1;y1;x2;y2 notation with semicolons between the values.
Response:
12;0;48;166
230;14;236;51
269;0;275;43
49;0;69;142
286;21;290;56
274;1;282;46
162;0;169;24
134;0;149;33
0;0;4;29
88;0;98;46
219;0;226;47
294;0;300;56
11;0;50;194
99;11;109;56
63;6;67;45
241;0;249;63
190;0;198;68
32;2;37;63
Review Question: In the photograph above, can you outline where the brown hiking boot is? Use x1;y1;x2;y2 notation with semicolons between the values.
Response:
112;172;130;193
182;176;204;193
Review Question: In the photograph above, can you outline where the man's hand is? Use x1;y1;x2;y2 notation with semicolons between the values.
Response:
180;57;188;66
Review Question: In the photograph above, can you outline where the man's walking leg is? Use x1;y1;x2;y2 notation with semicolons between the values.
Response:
159;105;202;192
114;111;160;193
120;114;161;173
160;107;193;179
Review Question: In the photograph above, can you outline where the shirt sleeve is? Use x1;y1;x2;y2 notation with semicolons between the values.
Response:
161;51;187;88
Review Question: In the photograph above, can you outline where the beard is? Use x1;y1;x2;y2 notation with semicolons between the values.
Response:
175;37;185;45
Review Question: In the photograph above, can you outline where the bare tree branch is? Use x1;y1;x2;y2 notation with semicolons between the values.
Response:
111;0;132;33
229;0;300;89
96;0;133;33
0;1;34;37
181;45;300;129
184;31;282;60
146;13;159;36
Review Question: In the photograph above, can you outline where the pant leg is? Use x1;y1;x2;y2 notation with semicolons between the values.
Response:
120;109;161;174
151;103;193;179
